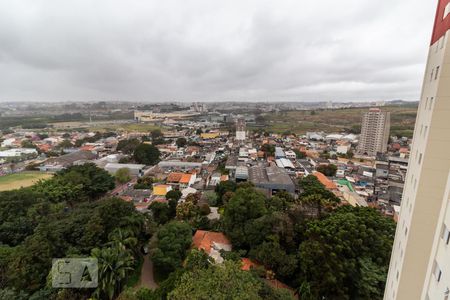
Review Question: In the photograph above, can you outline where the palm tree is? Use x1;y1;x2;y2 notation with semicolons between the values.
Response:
91;246;135;300
107;228;138;256
120;214;145;237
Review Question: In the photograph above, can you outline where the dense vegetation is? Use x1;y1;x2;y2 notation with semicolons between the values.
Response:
217;177;395;299
0;164;150;300
133;144;161;165
0;161;395;299
138;177;395;300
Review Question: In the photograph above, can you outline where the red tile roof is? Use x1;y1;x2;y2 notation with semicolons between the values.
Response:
167;172;183;182
80;145;95;151
179;174;192;184
313;171;337;190
241;258;259;271
192;230;231;254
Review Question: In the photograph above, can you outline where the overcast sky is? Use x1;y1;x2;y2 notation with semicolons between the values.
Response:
0;0;437;102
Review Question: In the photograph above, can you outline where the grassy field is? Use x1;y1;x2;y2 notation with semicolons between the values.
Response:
0;172;53;192
250;106;418;137
49;120;162;133
88;123;162;132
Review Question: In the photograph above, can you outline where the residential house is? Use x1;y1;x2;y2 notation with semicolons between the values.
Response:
192;230;232;264
167;172;196;188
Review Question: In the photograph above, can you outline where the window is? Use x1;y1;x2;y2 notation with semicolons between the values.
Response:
429;97;434;110
434;261;442;282
445;3;450;20
424;126;428;137
435;66;440;80
431;68;434;82
443;224;450;245
418;153;422;164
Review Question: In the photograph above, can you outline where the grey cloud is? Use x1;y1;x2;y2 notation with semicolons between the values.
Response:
0;0;436;102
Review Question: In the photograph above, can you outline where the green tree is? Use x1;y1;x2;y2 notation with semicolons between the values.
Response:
300;194;337;218
117;138;141;155
33;178;84;205
57;139;74;149
299;175;340;203
166;190;182;202
149;202;171;225
107;228;139;256
134;176;154;189
267;191;296;212
57;163;115;199
255;115;266;124
223;187;268;249
166;190;182;217
0;246;14;288
0;189;42;246
115;168;131;184
151;221;192;276
133;143;161;165
184;249;212;271
21;139;36;149
176;137;187;148
84;198;140;246
168;260;294;300
249;241;298;278
298;206;396;300
293;149;306;159
92;246;135;300
260;144;275;157
316;164;338;177
118;287;160;300
214;181;237;206
168;261;262;300
0;288;29;300
151;129;164;140
176;196;199;221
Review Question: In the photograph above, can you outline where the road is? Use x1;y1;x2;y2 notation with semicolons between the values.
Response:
137;254;158;290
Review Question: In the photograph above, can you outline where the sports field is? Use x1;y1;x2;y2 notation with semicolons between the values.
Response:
0;172;53;192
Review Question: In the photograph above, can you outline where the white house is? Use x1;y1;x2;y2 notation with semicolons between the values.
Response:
1;138;16;148
285;150;297;159
337;145;350;154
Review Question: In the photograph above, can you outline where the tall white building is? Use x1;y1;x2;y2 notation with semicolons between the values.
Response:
235;118;246;141
357;108;390;156
384;1;450;299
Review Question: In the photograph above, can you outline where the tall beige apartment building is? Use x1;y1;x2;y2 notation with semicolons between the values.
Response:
235;118;246;141
357;108;390;156
384;0;450;299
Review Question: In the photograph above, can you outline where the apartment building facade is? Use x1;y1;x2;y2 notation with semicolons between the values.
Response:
384;1;450;299
357;108;390;156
